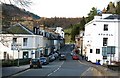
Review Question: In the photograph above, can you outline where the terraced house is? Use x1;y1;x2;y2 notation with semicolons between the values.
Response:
0;23;64;61
83;14;120;65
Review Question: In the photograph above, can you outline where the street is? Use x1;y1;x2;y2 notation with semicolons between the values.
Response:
9;44;95;78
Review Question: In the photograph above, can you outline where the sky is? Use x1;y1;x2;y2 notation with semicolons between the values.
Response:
1;0;119;18
25;0;117;18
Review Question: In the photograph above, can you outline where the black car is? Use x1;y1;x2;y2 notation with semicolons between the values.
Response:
59;54;66;60
30;58;42;68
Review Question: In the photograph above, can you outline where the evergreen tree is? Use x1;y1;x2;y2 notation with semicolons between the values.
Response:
87;7;97;23
116;1;120;14
80;16;86;30
106;2;116;13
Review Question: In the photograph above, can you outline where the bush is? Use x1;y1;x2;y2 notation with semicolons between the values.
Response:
2;58;31;67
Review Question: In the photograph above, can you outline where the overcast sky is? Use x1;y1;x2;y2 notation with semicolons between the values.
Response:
1;0;118;17
26;0;117;18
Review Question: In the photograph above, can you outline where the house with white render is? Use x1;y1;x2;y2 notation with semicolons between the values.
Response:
83;14;120;65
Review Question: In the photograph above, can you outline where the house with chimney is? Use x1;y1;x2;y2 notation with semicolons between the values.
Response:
83;14;120;65
0;23;65;60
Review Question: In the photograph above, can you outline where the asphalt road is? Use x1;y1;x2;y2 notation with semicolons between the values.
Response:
11;44;94;78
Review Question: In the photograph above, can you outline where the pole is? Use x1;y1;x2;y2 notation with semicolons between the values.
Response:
18;50;19;67
13;48;14;66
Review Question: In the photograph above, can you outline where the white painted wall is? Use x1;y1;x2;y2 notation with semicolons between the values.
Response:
55;27;64;38
84;14;120;65
0;34;45;60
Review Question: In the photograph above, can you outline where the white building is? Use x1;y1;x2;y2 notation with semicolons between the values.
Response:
0;23;51;60
0;23;64;60
55;27;64;38
84;14;120;65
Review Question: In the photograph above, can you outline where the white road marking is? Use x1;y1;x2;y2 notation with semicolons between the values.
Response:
80;67;92;76
47;73;53;76
47;61;64;76
12;69;30;76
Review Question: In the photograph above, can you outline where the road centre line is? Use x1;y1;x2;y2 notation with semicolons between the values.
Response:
47;73;53;76
47;61;64;76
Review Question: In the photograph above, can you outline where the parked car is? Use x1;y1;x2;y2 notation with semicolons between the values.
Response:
49;54;55;62
30;58;42;68
59;54;66;60
40;57;49;65
53;52;59;59
72;55;79;60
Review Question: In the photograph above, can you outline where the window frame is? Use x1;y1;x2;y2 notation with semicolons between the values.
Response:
90;49;92;53
23;38;28;46
104;24;108;31
103;38;108;46
13;38;17;44
96;49;100;54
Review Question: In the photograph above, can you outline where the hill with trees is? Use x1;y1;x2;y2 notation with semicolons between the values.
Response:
2;3;40;31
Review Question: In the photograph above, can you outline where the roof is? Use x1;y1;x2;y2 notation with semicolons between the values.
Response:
104;14;120;20
3;23;34;35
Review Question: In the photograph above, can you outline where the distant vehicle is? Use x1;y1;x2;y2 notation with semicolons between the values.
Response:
70;52;76;56
59;54;66;60
72;55;79;60
40;57;49;65
30;58;42;68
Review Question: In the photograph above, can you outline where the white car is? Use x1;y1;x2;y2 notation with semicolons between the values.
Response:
54;53;59;58
49;55;55;62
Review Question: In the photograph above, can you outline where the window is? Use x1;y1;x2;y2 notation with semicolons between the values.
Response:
23;38;28;46
104;24;108;31
96;49;100;54
90;49;92;53
13;38;17;44
103;38;108;46
23;51;28;59
4;52;7;60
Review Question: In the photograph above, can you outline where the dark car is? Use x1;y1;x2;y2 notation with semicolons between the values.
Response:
30;58;42;68
72;55;79;60
59;54;66;60
40;57;49;65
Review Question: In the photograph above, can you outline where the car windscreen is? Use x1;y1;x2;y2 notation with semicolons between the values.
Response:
40;58;46;60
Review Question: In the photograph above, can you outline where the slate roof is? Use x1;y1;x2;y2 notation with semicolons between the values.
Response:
3;23;34;35
104;14;120;20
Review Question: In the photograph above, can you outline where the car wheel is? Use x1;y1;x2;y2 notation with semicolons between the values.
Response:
38;65;42;68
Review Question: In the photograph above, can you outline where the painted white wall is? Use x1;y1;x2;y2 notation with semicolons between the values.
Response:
0;34;45;59
84;14;120;65
55;27;64;38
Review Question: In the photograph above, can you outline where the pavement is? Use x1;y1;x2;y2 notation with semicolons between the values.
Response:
79;56;120;76
1;57;120;77
2;65;30;78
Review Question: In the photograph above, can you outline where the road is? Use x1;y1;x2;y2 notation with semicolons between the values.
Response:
11;44;95;78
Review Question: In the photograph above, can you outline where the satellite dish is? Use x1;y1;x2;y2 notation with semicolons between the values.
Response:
97;9;102;15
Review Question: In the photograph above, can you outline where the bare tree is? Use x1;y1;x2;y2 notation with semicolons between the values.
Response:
0;0;32;7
